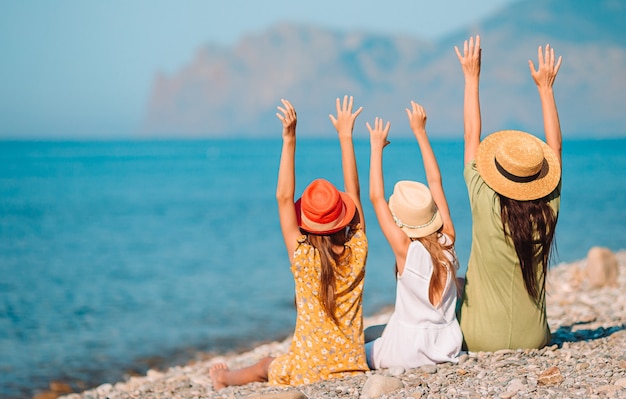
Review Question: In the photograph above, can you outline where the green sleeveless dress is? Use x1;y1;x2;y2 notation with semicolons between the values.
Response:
459;161;560;352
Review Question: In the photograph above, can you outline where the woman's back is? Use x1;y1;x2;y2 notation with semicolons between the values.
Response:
459;163;559;351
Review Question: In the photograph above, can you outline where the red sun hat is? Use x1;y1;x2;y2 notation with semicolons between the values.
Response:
295;179;356;235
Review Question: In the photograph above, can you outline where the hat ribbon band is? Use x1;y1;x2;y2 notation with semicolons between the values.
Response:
495;159;542;183
301;205;346;232
392;209;438;230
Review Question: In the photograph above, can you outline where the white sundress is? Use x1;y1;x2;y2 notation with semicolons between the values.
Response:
370;235;462;369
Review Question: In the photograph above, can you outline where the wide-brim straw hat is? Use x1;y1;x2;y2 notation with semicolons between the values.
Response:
476;130;561;201
295;178;356;235
388;181;443;238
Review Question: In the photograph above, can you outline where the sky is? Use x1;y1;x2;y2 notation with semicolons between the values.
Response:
0;0;520;139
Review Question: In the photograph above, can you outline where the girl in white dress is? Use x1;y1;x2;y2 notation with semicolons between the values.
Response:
365;102;462;369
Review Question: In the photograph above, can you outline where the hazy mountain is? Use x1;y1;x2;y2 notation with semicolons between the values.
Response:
142;0;626;138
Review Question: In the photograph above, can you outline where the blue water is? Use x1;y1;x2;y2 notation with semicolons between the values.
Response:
1;138;624;398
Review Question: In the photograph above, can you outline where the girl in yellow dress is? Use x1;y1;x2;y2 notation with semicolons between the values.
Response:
210;95;369;390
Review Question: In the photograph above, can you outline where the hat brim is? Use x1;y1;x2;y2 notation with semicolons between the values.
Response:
476;130;561;201
397;209;443;239
388;180;444;239
295;191;356;235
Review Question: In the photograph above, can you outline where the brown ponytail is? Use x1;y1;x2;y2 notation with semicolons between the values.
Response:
306;219;360;325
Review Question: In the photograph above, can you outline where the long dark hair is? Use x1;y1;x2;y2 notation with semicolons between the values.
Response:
306;214;362;325
498;194;558;304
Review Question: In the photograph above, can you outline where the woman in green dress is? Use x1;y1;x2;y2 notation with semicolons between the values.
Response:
455;35;563;352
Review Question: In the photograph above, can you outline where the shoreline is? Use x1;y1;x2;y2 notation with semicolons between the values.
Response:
44;249;626;398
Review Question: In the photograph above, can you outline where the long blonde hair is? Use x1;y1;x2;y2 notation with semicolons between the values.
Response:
414;231;456;306
306;216;362;325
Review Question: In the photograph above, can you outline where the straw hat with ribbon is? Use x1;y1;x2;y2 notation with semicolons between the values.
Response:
388;180;443;238
476;130;561;201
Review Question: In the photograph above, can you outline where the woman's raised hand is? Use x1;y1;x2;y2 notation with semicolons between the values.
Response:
529;44;562;90
455;35;481;80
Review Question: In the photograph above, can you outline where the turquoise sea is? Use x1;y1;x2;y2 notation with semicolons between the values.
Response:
1;138;624;398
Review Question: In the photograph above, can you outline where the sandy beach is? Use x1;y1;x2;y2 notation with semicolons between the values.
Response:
52;248;626;399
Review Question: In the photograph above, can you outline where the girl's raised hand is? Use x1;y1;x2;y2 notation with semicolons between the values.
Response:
529;44;562;89
329;95;363;139
276;99;297;139
366;117;391;149
405;101;428;137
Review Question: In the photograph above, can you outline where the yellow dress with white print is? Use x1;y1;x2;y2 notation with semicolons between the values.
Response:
268;224;369;386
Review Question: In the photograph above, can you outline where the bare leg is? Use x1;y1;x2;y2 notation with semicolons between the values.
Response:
209;356;274;390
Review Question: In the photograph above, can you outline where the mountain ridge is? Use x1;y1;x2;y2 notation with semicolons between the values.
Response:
142;0;626;138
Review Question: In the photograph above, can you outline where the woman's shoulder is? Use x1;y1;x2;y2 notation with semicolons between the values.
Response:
464;160;486;189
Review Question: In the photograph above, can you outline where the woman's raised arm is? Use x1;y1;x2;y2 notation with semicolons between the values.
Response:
529;44;563;165
455;35;482;165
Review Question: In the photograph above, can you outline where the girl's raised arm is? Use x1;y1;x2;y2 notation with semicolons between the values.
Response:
329;95;365;229
276;99;300;259
406;101;455;243
368;117;412;273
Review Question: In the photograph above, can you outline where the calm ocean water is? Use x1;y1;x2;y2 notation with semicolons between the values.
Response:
1;138;624;398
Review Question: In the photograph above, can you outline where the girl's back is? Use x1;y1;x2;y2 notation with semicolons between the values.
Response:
269;226;368;385
371;237;461;369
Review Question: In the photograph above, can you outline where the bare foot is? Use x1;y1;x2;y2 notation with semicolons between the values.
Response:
209;363;229;390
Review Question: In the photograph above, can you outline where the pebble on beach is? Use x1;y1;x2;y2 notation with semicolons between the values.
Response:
53;250;626;399
584;246;619;288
